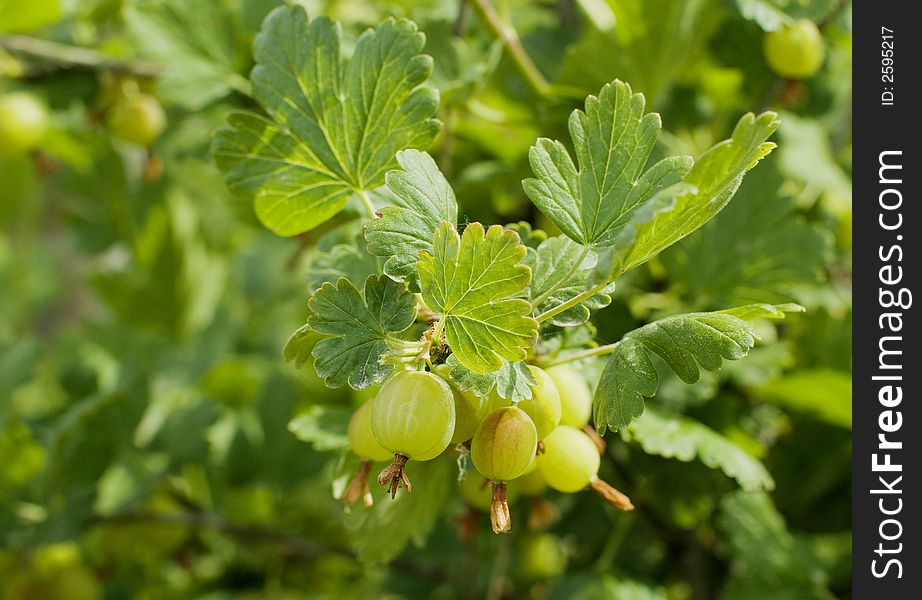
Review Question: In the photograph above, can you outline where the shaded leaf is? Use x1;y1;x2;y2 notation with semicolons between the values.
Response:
353;455;454;564
365;149;457;280
288;405;352;451
526;236;612;326
623;407;774;491
445;355;535;402
308;275;416;389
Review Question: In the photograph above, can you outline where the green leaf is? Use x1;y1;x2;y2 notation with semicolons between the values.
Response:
0;421;45;491
213;5;441;236
523;80;693;248
283;324;320;369
594;303;802;432
755;369;852;429
308;275;416;389
125;0;247;110
287;405;352;451
623;408;774;491
731;0;836;31
353;455;454;564
608;111;780;278
364;149;458;280
0;0;60;33
445;355;535;402
719;491;834;600
525;236;613;326
304;241;379;293
661;159;832;308
418;222;537;373
558;0;723;106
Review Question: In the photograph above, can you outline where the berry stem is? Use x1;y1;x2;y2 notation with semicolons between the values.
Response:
343;459;375;507
489;482;512;534
590;477;634;511
377;454;412;499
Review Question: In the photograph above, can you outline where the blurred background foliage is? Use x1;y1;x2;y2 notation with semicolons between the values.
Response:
1;0;850;598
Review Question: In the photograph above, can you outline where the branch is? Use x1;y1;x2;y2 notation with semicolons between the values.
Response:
0;35;161;78
468;0;551;97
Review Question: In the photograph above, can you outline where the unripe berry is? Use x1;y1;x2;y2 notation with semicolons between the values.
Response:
538;425;599;492
546;364;592;427
433;364;484;444
0;92;49;155
763;19;825;79
516;533;567;581
537;425;633;511
348;401;392;462
471;406;537;533
471;406;538;482
517;366;561;440
109;93;166;146
372;370;456;497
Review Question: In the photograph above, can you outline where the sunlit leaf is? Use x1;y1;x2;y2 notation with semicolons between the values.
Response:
213;5;440;235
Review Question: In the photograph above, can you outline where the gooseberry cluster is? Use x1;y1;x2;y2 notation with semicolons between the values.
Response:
345;363;633;534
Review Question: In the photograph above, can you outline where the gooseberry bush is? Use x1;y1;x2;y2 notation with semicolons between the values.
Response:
217;3;801;546
1;0;852;597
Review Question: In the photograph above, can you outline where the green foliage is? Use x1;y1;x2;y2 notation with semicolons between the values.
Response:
365;149;458;280
609;111;780;278
445;355;536;402
0;0;59;33
0;0;851;596
352;456;454;564
524;80;692;249
418;221;537;373
623;408;773;491
213;4;440;235
594;304;803;432
719;491;835;599
307;275;416;389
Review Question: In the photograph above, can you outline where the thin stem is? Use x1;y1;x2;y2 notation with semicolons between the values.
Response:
530;245;591;307
357;189;378;221
535;280;611;323
1;35;161;77
469;0;551;97
537;342;618;367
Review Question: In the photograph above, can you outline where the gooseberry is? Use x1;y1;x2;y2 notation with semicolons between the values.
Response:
470;406;537;533
763;19;825;79
109;93;166;146
517;366;562;441
546;364;592;427
537;425;633;510
0;92;49;155
372;370;456;497
433;364;484;444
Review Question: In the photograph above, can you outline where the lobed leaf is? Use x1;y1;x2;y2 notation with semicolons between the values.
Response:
525;236;613;326
608;111;780;278
523;80;693;248
213;5;440;236
418;222;537;373
623;407;774;491
308;275;416;389
594;303;802;432
364;149;458;280
444;355;535;402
